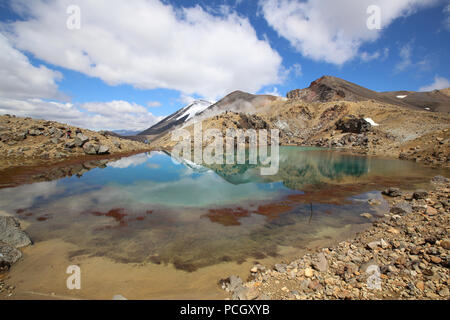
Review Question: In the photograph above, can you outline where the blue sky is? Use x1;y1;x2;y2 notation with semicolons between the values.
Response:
0;0;449;130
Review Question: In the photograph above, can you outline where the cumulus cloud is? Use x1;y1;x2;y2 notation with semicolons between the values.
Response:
259;0;440;65
4;0;282;99
0;97;162;131
0;33;63;100
419;75;450;92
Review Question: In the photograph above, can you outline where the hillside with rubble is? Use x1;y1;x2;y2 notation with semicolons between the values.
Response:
0;114;151;170
146;76;450;168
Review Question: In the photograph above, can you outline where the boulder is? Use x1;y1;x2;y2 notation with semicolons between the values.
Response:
98;145;110;155
64;140;76;149
274;263;287;273
335;116;371;134
228;275;243;292
382;187;402;197
390;202;412;215
28;129;42;136
413;190;428;200
74;134;89;147
0;216;32;248
83;143;98;155
0;241;22;267
312;252;328;272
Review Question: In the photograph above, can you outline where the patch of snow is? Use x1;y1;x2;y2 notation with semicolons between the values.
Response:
176;100;213;121
424;107;431;111
396;95;407;99
364;118;379;127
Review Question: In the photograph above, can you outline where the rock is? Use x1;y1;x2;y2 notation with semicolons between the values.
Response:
98;145;110;155
360;213;373;219
308;280;322;291
304;267;314;277
228;275;243;292
28;129;42;136
112;294;127;300
380;239;389;249
439;287;449;297
114;141;122;149
415;281;424;291
382;187;402;197
251;264;266;273
425;206;438;215
430;256;442;264
431;176;449;183
368;199;381;206
367;241;381;250
245;287;259;300
74;134;89;147
390;202;412;215
64;140;76;149
440;240;450;250
387;227;400;234
0;242;22;266
50;138;60;144
274;263;287;273
335;116;371;134
232;286;249;300
83;143;98;155
413;190;428;200
0;216;32;248
312;253;328;272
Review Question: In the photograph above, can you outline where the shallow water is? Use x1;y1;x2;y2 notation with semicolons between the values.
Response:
0;147;448;299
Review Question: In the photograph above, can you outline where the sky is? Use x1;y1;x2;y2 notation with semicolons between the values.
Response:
0;0;449;131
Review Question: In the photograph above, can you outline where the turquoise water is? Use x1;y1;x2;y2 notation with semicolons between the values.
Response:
0;147;447;271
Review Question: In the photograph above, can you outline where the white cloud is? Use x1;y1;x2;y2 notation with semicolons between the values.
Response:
259;0;440;65
4;0;282;99
361;51;381;62
419;75;450;92
264;87;281;96
361;48;389;62
394;43;413;72
0;97;162;131
147;101;162;108
394;42;431;74
291;63;303;77
444;4;450;31
0;33;63;100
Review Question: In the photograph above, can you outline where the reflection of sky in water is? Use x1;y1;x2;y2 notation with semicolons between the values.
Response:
0;147;447;271
0;147;447;213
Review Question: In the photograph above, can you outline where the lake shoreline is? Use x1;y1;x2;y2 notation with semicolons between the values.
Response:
221;176;450;300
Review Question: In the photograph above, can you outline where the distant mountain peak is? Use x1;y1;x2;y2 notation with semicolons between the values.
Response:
138;99;213;136
286;75;449;112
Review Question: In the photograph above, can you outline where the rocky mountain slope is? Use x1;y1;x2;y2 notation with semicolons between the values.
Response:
0;114;151;170
147;76;450;168
139;99;213;136
287;76;450;113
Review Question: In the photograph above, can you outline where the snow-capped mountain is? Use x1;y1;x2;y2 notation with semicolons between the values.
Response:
139;99;213;135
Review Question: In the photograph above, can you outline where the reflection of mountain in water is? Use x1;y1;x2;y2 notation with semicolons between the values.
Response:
184;147;370;191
